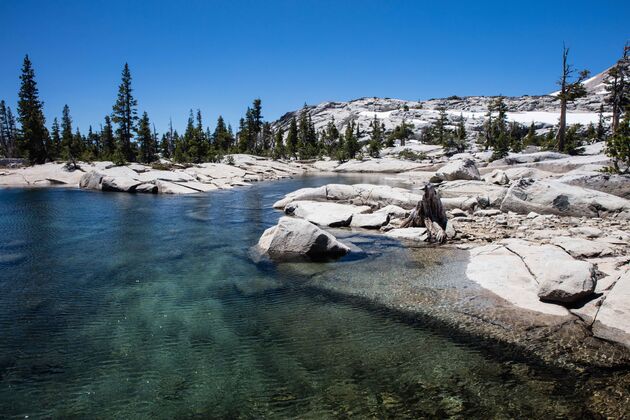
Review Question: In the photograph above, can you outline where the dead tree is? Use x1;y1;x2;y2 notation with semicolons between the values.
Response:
401;184;448;243
555;44;590;152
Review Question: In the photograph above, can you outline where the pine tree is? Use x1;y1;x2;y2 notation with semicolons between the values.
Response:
136;111;156;163
344;121;360;159
286;116;298;158
524;122;538;146
160;119;174;158
17;55;50;163
606;107;630;172
61;105;73;161
261;122;273;154
596;105;607;142
111;63;138;162
66;127;83;167
555;45;589;152
101;115;116;159
387;118;413;147
605;43;629;134
213;116;230;152
237;116;249;153
368;114;384;158
0;101;19;158
181;110;196;162
272;128;285;159
49;117;61;160
322;117;340;155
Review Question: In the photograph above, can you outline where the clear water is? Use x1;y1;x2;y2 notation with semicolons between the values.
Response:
0;176;601;418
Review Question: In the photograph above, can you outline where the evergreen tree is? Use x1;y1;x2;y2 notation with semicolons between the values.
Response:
173;130;186;162
181;110;196;162
137;111;156;163
1;101;19;158
286;116;298;158
261;122;273;154
387;118;413;146
596;105;607;142
101;115;116;159
49;117;61;160
111;63;138;162
237;116;249;153
344;121;360;159
272;128;285;159
524;122;538;146
606;106;630;173
66;127;83;167
555;45;589;152
213;116;231;152
60;105;73;161
322;117;341;155
17;55;49;163
368;114;384;158
605;43;629;134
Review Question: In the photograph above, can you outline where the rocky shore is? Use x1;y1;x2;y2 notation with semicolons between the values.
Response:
2;144;630;371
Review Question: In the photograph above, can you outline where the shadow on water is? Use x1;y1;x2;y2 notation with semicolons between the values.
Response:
0;176;623;418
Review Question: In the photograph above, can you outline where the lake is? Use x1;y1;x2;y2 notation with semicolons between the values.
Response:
0;175;603;418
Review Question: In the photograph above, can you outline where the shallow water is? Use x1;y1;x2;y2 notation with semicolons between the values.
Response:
0;175;602;418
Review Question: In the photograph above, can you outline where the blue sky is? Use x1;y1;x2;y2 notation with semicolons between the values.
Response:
1;0;628;134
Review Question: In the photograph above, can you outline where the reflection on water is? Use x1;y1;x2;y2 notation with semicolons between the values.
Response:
0;176;602;418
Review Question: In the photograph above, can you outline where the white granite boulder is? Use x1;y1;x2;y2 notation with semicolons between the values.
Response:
500;178;630;217
257;216;350;261
592;270;630;349
435;158;481;181
284;201;371;227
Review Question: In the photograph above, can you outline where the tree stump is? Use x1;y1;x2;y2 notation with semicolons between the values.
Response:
401;184;448;243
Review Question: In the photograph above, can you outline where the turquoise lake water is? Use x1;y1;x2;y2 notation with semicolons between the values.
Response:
0;175;601;418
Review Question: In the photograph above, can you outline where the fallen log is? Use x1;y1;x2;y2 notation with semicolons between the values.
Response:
401;184;448;243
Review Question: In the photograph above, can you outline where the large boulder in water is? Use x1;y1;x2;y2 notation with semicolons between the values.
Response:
500;178;630;218
257;217;350;261
435;159;481;181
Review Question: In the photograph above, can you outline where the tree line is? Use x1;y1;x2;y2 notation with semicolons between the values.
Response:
1;45;628;173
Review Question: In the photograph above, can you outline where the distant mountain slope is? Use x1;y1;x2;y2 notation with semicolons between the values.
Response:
274;94;608;143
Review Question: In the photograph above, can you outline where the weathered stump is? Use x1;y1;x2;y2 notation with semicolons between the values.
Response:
401;184;448;243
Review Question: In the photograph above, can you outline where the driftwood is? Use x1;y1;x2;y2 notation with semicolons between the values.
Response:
401;184;448;243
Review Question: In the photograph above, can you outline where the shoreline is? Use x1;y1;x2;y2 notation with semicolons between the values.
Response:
3;152;630;368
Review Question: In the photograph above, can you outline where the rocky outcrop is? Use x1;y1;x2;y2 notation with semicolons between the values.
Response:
274;184;423;210
284;201;371;227
256;216;350;261
483;169;509;185
435;159;481;181
500;178;630;217
556;171;630;199
592;270;630;349
467;239;597;306
550;236;614;258
350;212;389;229
333;158;426;173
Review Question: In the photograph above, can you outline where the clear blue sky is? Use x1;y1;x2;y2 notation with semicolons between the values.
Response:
1;0;628;134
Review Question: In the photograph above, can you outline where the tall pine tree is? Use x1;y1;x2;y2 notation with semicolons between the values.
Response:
17;55;49;163
111;63;138;162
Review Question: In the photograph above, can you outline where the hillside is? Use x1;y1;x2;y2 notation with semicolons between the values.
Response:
274;67;613;144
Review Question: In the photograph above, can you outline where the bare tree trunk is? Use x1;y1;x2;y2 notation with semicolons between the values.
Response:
556;46;569;152
401;184;448;243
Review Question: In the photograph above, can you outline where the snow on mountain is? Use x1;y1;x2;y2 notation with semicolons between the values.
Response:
274;93;607;143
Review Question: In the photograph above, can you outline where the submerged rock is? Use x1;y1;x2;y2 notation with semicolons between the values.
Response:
257;216;350;261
